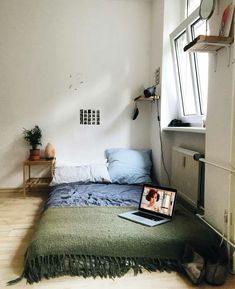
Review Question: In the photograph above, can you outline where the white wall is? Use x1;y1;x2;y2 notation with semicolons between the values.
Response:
204;0;235;241
0;0;152;188
149;0;164;183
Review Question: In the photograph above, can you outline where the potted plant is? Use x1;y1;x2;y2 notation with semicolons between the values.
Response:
23;125;42;160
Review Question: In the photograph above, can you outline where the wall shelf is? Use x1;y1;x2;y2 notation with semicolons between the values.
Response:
184;35;234;71
184;35;233;53
134;95;160;102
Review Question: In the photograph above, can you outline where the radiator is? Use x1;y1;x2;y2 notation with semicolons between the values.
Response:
171;146;204;209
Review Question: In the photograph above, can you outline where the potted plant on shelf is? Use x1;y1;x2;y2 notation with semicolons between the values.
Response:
23;125;42;160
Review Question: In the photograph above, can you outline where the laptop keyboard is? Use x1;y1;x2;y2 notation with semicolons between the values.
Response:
133;211;163;221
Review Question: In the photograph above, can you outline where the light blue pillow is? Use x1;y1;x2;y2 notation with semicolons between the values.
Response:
105;148;152;184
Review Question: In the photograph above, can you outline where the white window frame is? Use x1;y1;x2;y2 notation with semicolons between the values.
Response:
170;7;205;125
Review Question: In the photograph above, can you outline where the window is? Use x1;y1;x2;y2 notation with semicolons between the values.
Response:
175;31;197;115
170;7;208;123
187;0;201;17
191;19;208;114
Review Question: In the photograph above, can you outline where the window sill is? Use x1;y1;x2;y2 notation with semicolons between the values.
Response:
163;127;206;134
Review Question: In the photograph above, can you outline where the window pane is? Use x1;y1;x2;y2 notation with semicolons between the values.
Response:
187;0;201;16
192;18;208;37
192;20;208;115
175;32;197;115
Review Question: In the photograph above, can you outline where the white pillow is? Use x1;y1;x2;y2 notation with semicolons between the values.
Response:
50;164;111;186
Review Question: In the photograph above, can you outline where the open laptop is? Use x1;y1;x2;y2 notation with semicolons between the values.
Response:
118;184;177;227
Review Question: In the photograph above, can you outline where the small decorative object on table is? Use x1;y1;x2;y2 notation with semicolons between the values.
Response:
23;125;42;160
44;143;56;160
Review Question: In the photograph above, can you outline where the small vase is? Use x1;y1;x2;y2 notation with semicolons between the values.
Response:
44;143;55;160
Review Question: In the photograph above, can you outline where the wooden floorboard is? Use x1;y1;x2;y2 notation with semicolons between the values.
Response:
0;191;235;288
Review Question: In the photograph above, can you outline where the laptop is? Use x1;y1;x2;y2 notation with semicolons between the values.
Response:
118;184;177;227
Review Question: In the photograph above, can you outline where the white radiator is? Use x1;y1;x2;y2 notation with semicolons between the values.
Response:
171;146;203;209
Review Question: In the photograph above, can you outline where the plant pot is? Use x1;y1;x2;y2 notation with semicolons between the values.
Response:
29;149;40;161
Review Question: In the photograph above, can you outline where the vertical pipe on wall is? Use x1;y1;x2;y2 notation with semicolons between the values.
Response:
227;4;235;267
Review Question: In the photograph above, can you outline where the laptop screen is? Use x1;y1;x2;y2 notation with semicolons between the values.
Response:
139;184;177;218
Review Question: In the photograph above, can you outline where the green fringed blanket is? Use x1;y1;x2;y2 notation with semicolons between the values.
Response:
12;206;217;284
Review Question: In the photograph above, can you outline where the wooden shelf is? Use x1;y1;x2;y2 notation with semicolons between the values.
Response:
26;178;52;186
184;35;234;53
24;158;55;166
23;158;55;197
134;95;160;102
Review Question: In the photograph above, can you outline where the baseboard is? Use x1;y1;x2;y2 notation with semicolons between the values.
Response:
0;187;22;193
0;187;49;194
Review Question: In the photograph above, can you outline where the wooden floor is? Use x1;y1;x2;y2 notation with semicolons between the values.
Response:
1;191;235;289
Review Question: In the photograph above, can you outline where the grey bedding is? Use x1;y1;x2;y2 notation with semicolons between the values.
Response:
45;182;142;209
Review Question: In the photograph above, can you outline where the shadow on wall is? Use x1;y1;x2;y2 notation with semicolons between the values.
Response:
103;103;131;133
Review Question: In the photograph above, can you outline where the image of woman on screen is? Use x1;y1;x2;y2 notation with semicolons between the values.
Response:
143;189;160;211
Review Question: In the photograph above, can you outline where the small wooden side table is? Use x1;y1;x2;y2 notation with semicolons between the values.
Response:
23;158;55;197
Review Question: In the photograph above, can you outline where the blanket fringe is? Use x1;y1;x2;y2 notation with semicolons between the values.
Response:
8;254;179;285
7;272;24;286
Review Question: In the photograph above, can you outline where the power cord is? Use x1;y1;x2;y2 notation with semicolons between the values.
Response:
156;100;171;186
217;208;235;275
